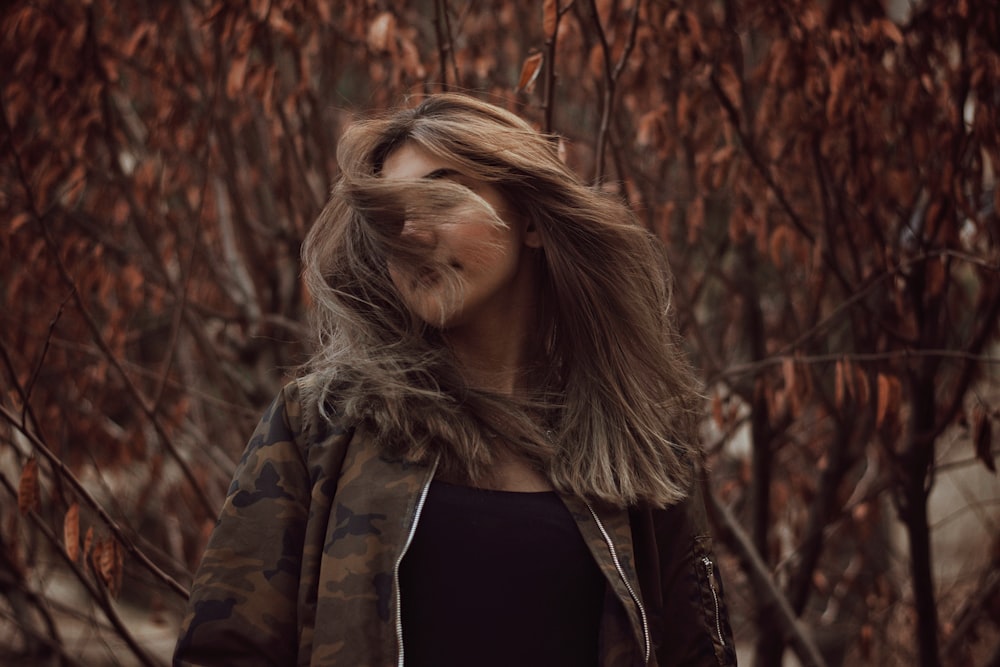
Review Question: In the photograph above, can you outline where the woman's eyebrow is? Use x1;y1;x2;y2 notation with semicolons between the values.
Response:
422;167;463;180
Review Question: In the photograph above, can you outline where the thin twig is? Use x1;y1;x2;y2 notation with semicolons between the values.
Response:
589;0;640;185
433;0;460;91
541;0;575;133
715;348;1000;381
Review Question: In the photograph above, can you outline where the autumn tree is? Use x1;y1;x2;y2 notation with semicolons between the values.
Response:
1;0;997;665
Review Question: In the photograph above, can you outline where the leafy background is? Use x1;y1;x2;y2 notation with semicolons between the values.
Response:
1;0;998;665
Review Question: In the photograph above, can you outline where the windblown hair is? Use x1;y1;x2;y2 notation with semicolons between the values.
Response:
300;93;702;508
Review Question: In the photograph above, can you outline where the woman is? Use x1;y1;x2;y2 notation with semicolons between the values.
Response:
174;94;736;667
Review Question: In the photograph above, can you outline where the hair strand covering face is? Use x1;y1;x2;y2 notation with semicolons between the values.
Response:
300;94;702;508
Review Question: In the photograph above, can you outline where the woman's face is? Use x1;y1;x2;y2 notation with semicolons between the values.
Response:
382;142;541;332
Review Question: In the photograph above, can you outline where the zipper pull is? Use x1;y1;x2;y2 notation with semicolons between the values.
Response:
702;556;725;649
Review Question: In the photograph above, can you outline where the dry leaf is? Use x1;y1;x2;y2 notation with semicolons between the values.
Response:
711;392;724;429
83;526;94;561
95;536;124;597
64;503;80;563
676;91;689;130
875;374;900;429
686;198;704;244
826;61;847;123
770;226;794;268
782;357;796;392
98;538;114;581
877;19;904;45
683;9;704;48
636;109;660;148
9;212;31;235
122;22;155;59
715;63;742;112
367;12;395;53
516;53;543;93
226;54;249;99
268;12;296;41
399;38;426;78
835;358;846;408
18;458;40;516
543;0;558;39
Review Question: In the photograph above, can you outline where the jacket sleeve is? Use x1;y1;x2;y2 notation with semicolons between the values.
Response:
174;382;311;666
631;477;738;667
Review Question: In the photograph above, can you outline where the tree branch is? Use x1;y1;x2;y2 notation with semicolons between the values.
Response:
0;402;189;600
703;479;828;667
588;0;640;184
541;0;575;133
0;472;166;667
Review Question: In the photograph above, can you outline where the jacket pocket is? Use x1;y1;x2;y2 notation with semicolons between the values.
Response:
693;536;735;665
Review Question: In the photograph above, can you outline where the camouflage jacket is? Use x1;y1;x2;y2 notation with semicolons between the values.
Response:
174;378;736;667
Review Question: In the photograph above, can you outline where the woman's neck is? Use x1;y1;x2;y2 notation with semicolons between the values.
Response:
446;322;533;395
443;259;541;396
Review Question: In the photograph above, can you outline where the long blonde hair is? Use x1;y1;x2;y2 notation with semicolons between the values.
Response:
301;93;701;507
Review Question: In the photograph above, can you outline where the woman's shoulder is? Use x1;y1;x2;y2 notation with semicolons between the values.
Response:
282;372;354;447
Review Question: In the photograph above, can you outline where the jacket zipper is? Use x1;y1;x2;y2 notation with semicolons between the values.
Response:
702;556;725;649
394;458;439;667
586;504;650;664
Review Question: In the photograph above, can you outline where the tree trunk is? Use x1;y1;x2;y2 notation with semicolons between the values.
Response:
902;478;940;667
901;378;941;667
740;242;785;667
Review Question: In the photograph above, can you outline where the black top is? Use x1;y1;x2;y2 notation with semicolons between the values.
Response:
398;480;606;667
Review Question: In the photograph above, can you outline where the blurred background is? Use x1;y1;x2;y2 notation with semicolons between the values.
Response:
1;0;998;665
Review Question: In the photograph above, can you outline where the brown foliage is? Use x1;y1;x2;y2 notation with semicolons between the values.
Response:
1;0;998;665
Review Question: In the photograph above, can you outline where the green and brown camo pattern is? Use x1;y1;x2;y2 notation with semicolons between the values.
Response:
174;378;735;666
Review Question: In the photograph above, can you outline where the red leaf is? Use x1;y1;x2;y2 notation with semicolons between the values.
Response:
517;53;544;93
83;526;94;561
711;392;724;429
826;61;848;123
876;374;900;429
226;54;249;99
9;212;31;235
18;458;39;515
835;359;846;408
399;37;426;78
543;0;558;39
95;536;124;597
877;19;904;45
686;197;704;244
64;503;80;563
367;12;396;53
636;109;659;148
782;357;796;393
715;63;742;112
122;22;155;59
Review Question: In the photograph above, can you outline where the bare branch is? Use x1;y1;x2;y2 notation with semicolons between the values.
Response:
588;0;640;185
703;479;829;667
0;472;167;667
540;0;575;133
0;403;189;600
433;0;460;91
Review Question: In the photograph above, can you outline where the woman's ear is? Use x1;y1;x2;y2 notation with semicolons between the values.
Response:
523;218;543;249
